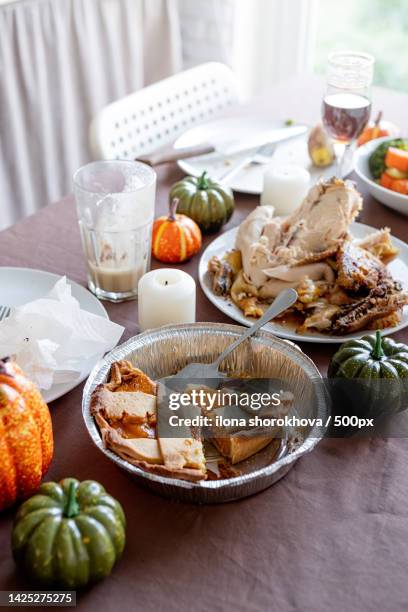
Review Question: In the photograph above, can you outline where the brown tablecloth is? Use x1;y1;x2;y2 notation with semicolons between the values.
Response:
1;77;408;611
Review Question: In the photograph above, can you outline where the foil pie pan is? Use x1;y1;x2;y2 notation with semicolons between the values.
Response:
82;323;328;503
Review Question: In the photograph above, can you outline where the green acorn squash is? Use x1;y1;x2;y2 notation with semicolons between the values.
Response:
170;171;235;233
328;331;408;420
11;478;126;589
328;331;408;379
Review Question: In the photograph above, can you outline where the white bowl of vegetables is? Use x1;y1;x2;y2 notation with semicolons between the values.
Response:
354;136;408;216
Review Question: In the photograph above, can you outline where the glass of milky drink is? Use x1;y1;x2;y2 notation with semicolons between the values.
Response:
73;161;156;301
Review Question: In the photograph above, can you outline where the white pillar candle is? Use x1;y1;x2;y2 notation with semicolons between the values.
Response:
260;165;310;215
138;268;196;331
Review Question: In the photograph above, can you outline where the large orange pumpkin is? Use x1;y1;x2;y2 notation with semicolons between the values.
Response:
152;198;202;263
0;359;53;510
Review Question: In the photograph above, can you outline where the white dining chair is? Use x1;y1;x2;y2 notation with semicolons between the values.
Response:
89;62;239;161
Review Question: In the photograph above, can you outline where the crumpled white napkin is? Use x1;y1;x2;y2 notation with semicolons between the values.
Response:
0;277;124;389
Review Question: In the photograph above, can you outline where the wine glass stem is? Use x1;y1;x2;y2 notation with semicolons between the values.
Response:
334;142;349;178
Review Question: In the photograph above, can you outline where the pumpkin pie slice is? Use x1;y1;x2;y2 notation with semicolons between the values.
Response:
204;387;293;464
212;435;275;464
91;361;206;482
205;404;277;464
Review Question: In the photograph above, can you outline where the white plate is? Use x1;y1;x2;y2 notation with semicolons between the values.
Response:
0;267;109;402
199;223;408;344
175;118;353;194
354;136;408;216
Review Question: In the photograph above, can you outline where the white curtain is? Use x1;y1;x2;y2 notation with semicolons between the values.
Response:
178;0;235;69
177;0;316;100
0;0;182;230
232;0;316;99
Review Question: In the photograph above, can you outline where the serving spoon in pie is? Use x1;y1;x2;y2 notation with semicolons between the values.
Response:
175;287;298;379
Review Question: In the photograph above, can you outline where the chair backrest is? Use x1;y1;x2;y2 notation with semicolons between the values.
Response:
89;62;239;160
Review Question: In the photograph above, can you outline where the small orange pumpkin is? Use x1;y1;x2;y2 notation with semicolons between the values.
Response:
357;111;395;146
152;198;202;263
0;359;53;510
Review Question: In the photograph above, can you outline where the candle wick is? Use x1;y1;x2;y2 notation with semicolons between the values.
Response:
164;280;168;286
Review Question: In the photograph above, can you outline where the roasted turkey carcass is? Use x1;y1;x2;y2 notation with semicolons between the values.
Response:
236;178;362;298
330;275;408;334
336;241;386;292
208;177;407;335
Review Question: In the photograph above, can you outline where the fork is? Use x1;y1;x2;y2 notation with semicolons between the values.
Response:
0;305;11;321
218;142;277;184
175;288;298;379
250;142;279;165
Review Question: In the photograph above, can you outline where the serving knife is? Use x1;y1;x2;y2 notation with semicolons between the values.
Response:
136;125;308;166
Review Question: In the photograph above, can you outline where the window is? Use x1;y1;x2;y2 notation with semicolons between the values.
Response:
313;0;407;92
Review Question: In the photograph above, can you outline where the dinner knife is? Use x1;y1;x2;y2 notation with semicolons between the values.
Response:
136;125;308;166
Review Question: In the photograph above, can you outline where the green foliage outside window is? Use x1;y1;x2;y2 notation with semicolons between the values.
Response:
314;0;408;92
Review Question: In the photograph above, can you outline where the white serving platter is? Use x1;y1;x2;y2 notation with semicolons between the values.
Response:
198;223;408;344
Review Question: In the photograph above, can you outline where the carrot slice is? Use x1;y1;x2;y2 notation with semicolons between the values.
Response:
385;147;408;172
380;172;393;189
389;178;408;195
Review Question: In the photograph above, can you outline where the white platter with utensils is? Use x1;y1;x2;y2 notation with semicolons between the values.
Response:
174;118;354;194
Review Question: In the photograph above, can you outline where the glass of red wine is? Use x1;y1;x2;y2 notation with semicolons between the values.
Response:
322;51;375;177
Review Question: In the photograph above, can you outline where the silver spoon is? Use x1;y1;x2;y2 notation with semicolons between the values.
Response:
175;288;298;379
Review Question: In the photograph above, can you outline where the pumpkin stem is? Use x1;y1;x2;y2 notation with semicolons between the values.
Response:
0;359;10;375
64;481;79;518
168;198;179;221
372;330;384;360
374;111;382;127
197;171;210;190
